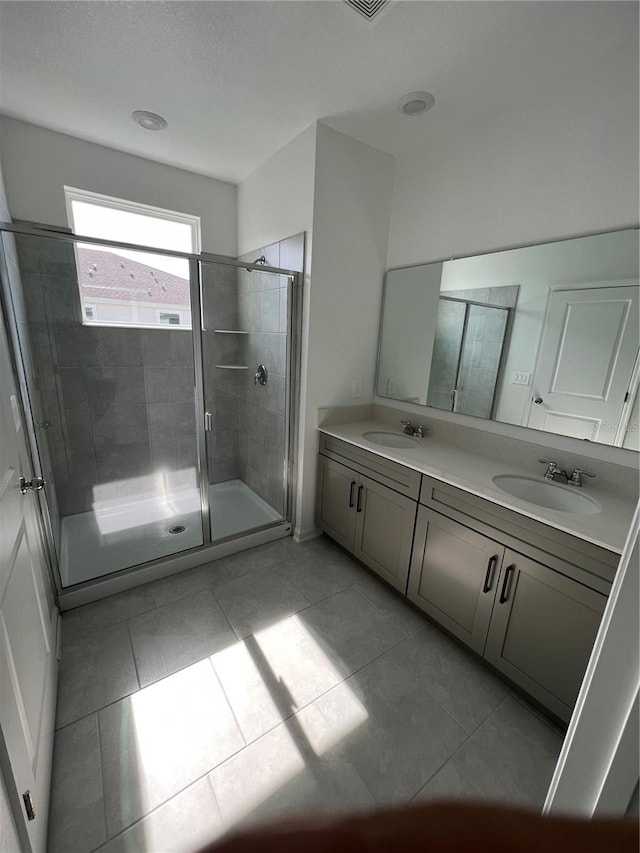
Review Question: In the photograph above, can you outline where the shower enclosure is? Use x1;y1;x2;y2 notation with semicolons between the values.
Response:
426;296;511;418
0;222;301;602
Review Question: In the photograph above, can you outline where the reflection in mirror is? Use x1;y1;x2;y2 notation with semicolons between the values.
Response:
377;228;639;450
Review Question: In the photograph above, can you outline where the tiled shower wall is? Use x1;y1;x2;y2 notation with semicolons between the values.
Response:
14;233;205;516
235;234;303;513
13;230;302;519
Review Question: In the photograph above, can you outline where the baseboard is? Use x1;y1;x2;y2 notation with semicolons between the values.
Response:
293;525;321;544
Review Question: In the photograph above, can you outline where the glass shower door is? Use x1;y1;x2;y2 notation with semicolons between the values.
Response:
3;228;205;587
200;259;290;542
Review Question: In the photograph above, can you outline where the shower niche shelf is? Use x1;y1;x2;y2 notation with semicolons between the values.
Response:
215;364;249;370
213;329;249;334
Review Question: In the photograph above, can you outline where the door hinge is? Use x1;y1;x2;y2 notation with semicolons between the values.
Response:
624;391;630;403
22;790;36;821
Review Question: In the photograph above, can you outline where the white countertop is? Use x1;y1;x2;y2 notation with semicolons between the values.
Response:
319;419;636;554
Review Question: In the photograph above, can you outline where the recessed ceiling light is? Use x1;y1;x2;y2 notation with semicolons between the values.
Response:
397;91;435;117
132;110;168;131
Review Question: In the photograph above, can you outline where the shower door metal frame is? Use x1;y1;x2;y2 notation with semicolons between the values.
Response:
0;221;302;602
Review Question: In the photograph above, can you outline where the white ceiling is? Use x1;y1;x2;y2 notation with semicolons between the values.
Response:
0;1;636;184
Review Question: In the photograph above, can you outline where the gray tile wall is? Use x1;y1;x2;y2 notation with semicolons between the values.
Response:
233;235;303;514
14;231;303;520
15;234;203;516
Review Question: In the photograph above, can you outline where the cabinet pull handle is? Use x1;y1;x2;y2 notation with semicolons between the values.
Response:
356;484;364;513
349;480;356;508
499;564;516;603
483;555;498;593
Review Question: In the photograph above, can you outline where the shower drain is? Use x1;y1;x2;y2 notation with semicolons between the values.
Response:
168;525;186;535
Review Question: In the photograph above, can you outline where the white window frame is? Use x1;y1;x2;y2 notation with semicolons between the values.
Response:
64;186;201;254
64;187;200;330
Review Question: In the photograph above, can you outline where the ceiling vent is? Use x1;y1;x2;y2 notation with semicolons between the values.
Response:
344;0;390;22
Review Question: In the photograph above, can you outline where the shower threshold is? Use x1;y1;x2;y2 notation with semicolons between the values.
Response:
60;479;282;587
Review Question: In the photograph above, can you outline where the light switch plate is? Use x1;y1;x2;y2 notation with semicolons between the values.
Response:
352;378;362;398
511;371;531;386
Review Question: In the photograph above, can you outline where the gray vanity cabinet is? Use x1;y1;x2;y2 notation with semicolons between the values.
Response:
352;474;417;593
316;455;357;551
485;550;607;721
316;448;418;594
408;507;504;655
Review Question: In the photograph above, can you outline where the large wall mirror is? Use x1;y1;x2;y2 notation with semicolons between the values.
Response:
376;228;639;451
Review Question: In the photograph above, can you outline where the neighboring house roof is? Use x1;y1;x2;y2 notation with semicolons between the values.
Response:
77;246;190;307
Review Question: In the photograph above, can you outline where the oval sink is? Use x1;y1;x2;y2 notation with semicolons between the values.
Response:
492;475;601;515
362;431;419;449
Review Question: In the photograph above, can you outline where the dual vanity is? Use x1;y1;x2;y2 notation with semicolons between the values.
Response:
316;407;637;724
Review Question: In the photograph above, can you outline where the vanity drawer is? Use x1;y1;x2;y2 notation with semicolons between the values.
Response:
319;433;421;499
420;476;618;590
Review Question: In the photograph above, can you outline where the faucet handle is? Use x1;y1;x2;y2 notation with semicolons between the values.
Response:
568;468;595;487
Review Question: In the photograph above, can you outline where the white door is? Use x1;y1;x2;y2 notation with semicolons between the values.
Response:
528;285;639;445
0;302;58;853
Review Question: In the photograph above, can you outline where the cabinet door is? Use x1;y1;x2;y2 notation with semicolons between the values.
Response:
485;549;606;722
316;455;357;551
407;507;504;654
353;474;417;594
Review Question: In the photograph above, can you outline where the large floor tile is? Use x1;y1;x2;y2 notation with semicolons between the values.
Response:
283;538;364;604
390;622;510;734
96;777;223;853
451;694;563;807
128;590;237;686
209;705;374;831
145;561;231;608
211;614;345;743
48;714;106;853
297;587;405;679
412;761;485;803
56;623;139;728
62;586;156;642
313;652;467;805
219;540;293;579
353;573;426;637
99;659;244;837
214;569;310;638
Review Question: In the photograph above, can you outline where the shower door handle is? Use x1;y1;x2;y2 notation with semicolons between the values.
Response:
204;412;213;431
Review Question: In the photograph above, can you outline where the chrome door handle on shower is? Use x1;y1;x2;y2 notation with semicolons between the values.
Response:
254;364;268;386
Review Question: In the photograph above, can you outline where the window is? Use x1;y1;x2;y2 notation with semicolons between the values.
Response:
159;312;181;326
65;187;201;329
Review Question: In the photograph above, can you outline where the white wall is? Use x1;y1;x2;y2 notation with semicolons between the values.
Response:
296;123;394;538
0;117;237;255
387;54;639;268
380;50;639;463
237;123;317;539
237;123;317;258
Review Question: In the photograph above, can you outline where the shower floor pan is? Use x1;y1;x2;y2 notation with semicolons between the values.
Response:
60;479;282;587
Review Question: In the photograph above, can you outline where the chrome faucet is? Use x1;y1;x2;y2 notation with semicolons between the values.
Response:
567;468;596;488
539;459;595;487
401;420;428;438
538;459;568;483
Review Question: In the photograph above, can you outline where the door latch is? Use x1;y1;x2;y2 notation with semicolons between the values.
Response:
20;476;46;494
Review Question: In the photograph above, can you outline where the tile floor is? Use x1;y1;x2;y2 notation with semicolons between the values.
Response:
49;536;565;853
